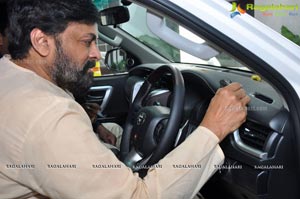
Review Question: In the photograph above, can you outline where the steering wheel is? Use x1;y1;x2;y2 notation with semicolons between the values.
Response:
120;65;185;172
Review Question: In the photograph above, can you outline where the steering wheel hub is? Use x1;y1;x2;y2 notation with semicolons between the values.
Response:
131;106;170;157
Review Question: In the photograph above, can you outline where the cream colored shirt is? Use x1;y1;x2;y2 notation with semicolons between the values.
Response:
0;56;224;199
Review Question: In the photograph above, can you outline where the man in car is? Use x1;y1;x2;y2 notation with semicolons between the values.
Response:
1;1;122;150
0;0;250;198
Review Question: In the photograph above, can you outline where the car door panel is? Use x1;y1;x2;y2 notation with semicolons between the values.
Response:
86;85;113;112
86;74;129;125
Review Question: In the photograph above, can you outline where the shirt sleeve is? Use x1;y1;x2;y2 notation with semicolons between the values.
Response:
19;99;224;199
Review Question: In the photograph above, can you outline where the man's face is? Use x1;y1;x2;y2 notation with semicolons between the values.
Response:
50;23;101;97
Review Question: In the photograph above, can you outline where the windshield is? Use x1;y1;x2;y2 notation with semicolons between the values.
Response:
120;3;249;71
94;0;249;71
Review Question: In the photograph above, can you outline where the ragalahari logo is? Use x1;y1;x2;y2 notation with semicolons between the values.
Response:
230;2;246;18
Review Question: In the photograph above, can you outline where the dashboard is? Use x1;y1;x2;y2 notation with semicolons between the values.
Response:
125;63;296;198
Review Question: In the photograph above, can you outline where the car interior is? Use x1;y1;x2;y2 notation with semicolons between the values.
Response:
2;0;300;198
90;1;300;198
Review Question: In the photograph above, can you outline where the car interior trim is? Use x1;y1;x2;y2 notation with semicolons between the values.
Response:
233;130;268;159
89;86;113;114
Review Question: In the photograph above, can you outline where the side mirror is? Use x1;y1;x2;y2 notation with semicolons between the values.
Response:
104;48;127;72
99;6;130;26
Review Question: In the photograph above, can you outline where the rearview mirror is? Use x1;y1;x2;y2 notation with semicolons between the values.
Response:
99;6;130;26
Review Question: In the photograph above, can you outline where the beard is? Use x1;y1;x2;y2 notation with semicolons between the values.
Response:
50;38;95;99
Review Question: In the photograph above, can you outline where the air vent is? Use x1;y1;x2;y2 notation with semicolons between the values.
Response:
253;93;273;104
239;122;271;151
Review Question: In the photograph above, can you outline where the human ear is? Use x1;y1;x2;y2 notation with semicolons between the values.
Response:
30;28;51;57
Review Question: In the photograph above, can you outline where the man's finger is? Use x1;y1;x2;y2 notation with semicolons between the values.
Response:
235;88;247;100
226;82;243;91
241;95;251;106
216;82;243;95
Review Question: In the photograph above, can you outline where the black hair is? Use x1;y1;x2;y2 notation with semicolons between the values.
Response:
0;2;8;36
7;0;99;59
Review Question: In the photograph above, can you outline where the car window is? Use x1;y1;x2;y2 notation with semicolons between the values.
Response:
227;0;300;46
96;39;128;76
93;0;119;10
92;1;250;72
92;0;129;76
120;3;250;71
